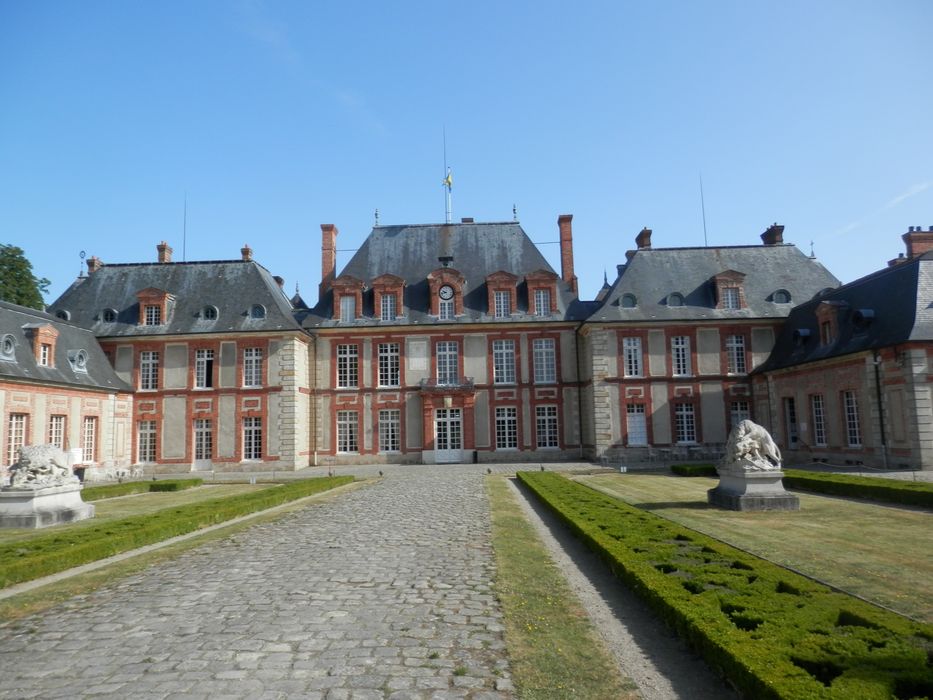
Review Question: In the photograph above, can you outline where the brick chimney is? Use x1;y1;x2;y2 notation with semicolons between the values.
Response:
761;223;784;245
241;244;253;261
635;227;652;249
902;226;933;258
157;241;173;263
320;224;338;297
557;214;578;295
86;256;103;274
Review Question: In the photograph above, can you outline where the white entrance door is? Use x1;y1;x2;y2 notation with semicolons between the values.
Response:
193;419;213;470
435;408;463;463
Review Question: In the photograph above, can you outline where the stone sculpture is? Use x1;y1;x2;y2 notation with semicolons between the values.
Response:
723;419;782;471
0;444;94;528
8;445;78;489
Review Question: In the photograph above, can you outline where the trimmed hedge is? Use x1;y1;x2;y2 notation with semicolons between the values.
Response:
671;463;718;477
783;469;933;509
0;476;352;589
518;471;933;700
82;479;204;501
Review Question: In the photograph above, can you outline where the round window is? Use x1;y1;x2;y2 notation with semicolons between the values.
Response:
203;305;218;320
102;308;117;322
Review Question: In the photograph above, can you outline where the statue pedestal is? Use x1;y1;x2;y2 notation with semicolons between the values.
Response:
0;483;95;529
707;464;799;512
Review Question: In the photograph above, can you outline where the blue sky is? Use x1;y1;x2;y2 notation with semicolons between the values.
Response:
2;1;931;302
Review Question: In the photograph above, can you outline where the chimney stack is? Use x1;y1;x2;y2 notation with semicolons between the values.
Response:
635;227;652;250
241;244;253;261
460;217;474;223
903;226;933;258
760;223;784;245
320;224;339;297
157;241;173;263
557;214;578;295
86;256;103;274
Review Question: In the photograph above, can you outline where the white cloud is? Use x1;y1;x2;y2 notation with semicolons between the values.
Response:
235;0;299;63
884;181;932;210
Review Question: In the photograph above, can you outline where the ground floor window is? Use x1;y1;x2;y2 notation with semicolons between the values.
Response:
48;415;66;450
810;394;827;446
337;411;358;453
378;409;400;452
243;417;262;460
7;413;27;465
843;391;862;447
535;405;559;448
495;406;518;450
626;404;647;446
674;403;696;444
138;420;157;463
729;400;750;430
194;418;213;460
82;416;98;463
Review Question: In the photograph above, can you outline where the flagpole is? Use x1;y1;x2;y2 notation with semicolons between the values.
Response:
443;128;451;223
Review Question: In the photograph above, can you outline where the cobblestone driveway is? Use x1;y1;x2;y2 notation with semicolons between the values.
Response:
0;467;515;699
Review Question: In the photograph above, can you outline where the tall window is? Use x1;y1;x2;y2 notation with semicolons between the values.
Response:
722;287;741;310
623;337;642;377
243;347;263;387
339;295;355;323
672;336;691;376
729;401;750;429
843;391;862;447
492;340;516;384
439;299;455;321
533;338;556;384
82;416;98;463
726;335;746;374
820;321;834;345
810;394;827;447
494;290;511;318
381;294;397;321
626;404;647;446
243;417;262;459
7;413;27;466
337;344;358;388
144;305;162;325
674;403;696;444
534;288;551;316
535;405;559;448
39;343;51;367
138;420;157;463
140;351;159;390
194;419;212;460
378;343;400;387
48;415;66;450
495;407;518;449
195;349;214;388
337;411;358;452
378;409;400;452
436;341;458;385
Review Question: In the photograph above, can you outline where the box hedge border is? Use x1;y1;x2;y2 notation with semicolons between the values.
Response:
517;471;933;700
0;476;353;590
671;463;718;477
783;470;933;509
82;479;203;501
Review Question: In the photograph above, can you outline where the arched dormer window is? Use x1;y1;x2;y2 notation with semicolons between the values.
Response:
773;289;791;304
136;287;173;326
250;304;266;320
331;274;366;322
202;305;219;321
525;269;559;317
0;334;16;362
485;271;519;318
55;310;70;321
667;292;685;307
427;268;466;320
371;273;405;322
620;293;637;309
102;308;118;323
713;270;747;310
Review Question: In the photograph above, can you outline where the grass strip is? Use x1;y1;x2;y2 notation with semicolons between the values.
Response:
783;469;933;508
671;463;718;477
486;476;637;699
82;479;203;501
0;476;352;590
518;471;933;700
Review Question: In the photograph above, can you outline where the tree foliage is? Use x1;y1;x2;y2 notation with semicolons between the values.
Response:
0;244;50;310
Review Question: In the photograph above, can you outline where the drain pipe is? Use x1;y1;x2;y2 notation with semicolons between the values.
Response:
872;351;888;470
575;321;586;460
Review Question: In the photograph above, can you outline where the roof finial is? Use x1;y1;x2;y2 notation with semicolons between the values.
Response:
295;281;300;294
603;268;608;285
374;208;380;226
513;204;517;221
810;240;815;259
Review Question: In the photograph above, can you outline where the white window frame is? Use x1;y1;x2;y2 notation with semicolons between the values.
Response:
843;391;862;447
492;340;516;384
337;410;358;453
194;349;214;389
378;409;400;452
380;293;397;321
533;338;556;384
439;298;455;321
144;304;162;326
674;403;697;444
194;418;212;460
726;335;747;374
534;288;551;317
48;415;66;450
722;287;741;309
377;343;400;387
672;336;691;377
339;295;355;323
811;394;827;447
337;344;359;388
140;351;159;390
243;347;263;387
626;404;648;446
495;406;518;450
138;420;157;463
623;337;642;377
494;290;510;318
535;405;559;449
39;343;51;367
243;417;262;460
82;416;98;463
7;413;27;466
436;341;458;385
729;400;750;430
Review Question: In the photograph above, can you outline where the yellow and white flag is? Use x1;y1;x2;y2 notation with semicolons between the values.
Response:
442;168;452;189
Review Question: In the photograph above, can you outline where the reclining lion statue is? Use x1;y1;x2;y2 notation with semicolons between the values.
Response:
8;444;77;489
724;420;782;471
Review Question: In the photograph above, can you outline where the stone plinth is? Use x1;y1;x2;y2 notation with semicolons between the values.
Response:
0;483;95;529
708;466;799;511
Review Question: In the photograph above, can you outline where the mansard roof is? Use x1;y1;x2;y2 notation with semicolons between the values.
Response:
301;221;588;326
587;243;840;323
49;260;302;337
756;252;933;372
0;301;131;392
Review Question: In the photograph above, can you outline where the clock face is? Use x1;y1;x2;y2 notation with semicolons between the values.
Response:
439;285;454;300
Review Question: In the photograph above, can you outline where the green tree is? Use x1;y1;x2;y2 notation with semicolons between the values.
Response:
0;244;50;310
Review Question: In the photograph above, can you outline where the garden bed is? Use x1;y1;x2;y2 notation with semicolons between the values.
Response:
783;470;933;509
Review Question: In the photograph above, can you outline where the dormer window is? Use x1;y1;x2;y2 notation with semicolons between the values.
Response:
331;274;366;322
0;334;15;362
39;343;51;367
145;305;162;325
667;293;685;307
525;269;560;317
371;273;405;322
102;308;118;323
820;321;834;345
621;293;637;309
427;268;466;319
494;290;510;318
68;349;88;373
722;288;741;310
534;289;551;316
340;296;355;322
202;305;218;321
815;301;842;347
250;304;266;320
713;270;747;310
485;271;518;319
136;288;172;326
23;323;58;368
381;294;397;321
55;310;70;321
773;289;791;304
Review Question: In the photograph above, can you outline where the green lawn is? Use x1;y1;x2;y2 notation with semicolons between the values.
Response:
0;484;274;546
579;473;933;623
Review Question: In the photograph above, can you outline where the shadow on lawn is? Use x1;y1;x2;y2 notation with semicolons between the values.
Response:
639;500;713;511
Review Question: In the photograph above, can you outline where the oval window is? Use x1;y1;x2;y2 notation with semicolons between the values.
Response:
102;308;117;322
621;293;637;308
203;305;218;320
250;304;266;319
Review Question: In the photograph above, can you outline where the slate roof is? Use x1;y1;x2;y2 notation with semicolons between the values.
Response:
586;244;840;323
49;260;302;337
0;301;131;392
756;252;933;372
299;222;588;327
